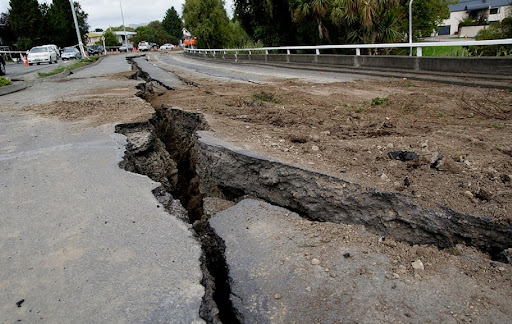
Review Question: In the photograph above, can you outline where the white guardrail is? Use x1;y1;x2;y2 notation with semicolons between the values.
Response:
185;38;512;57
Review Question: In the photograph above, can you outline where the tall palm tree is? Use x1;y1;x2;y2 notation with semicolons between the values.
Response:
293;0;333;42
331;0;402;46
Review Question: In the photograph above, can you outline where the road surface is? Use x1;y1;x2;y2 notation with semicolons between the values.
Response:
0;55;205;323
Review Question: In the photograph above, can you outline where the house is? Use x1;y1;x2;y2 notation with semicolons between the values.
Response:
85;31;137;46
114;31;137;45
86;32;103;46
438;0;511;36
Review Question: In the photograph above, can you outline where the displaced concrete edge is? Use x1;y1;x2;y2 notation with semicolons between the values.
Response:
0;81;31;96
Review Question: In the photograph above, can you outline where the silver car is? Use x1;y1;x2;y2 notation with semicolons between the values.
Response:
27;46;58;65
61;47;81;60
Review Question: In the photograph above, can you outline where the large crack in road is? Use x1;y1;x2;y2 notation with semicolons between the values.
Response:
114;56;512;322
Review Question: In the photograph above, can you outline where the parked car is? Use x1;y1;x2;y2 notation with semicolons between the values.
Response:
43;44;60;59
0;55;5;76
119;43;133;52
61;47;81;60
86;45;104;56
138;41;150;51
27;46;58;65
149;42;159;50
159;43;174;50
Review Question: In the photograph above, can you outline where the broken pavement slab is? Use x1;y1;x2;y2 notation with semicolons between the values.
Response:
209;198;512;323
131;56;183;90
0;55;205;323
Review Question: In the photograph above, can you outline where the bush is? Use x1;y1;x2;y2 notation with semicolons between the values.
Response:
0;76;12;87
472;17;512;56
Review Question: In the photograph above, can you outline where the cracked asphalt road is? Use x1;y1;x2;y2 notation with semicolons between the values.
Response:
0;55;204;323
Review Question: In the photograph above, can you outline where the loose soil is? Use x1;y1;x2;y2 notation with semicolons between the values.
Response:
149;72;512;223
21;71;154;126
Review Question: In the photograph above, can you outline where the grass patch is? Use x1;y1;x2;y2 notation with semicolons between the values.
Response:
341;103;364;113
491;123;504;130
371;97;388;106
252;91;282;104
404;81;415;87
422;46;470;57
38;57;100;77
0;76;12;87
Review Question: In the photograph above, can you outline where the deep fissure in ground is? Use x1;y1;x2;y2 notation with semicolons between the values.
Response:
115;106;241;323
117;66;512;319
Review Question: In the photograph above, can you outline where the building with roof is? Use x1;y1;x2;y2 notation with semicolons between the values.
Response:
85;31;137;46
438;0;511;36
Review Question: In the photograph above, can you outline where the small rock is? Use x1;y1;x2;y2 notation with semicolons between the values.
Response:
311;145;320;152
379;173;390;181
310;135;321;142
501;174;511;184
274;293;282;300
464;191;474;199
387;143;394;149
306;287;312;292
393;273;400;279
325;268;330;272
397;265;407;274
330;273;337;278
311;258;321;265
412;259;424;271
500;248;512;264
475;188;492;201
385;273;394;280
498;267;506;272
343;252;351;258
388;151;418;162
289;134;308;143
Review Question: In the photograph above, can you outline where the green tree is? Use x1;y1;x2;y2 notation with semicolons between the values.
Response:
292;0;333;42
397;0;452;40
183;0;231;48
473;17;512;56
47;0;89;47
109;25;135;32
162;7;183;41
0;12;16;46
330;0;403;45
8;0;43;49
235;0;298;46
96;28;120;46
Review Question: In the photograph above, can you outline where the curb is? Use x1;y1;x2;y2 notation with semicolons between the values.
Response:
0;81;31;96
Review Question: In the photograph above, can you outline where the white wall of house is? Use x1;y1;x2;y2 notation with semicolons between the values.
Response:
459;25;488;37
440;5;511;35
441;11;468;35
489;5;512;22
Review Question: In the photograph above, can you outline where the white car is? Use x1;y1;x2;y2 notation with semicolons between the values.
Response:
43;44;60;59
138;41;150;51
159;43;174;50
61;47;81;60
27;46;58;65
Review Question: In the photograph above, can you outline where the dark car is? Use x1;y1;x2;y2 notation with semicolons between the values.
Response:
119;43;134;52
0;55;5;76
86;45;104;56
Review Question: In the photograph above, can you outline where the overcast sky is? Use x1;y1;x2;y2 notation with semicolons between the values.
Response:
0;0;235;30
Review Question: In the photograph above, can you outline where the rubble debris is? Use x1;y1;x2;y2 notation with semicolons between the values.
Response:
388;151;418;162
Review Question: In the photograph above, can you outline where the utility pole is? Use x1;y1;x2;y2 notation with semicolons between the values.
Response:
409;0;414;56
120;0;129;52
70;0;86;58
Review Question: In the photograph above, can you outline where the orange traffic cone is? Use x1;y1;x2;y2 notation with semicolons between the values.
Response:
24;60;28;66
